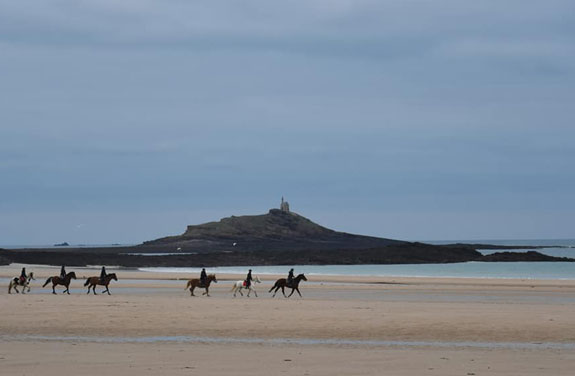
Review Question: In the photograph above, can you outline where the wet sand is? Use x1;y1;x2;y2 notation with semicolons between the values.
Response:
1;264;575;375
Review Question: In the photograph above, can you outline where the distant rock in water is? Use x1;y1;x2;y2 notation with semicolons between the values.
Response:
482;251;573;262
53;242;70;247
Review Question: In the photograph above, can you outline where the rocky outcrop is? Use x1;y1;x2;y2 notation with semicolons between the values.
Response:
144;209;404;252
482;251;573;262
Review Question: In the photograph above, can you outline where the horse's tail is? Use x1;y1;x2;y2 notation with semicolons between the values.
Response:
268;281;277;293
84;278;91;286
185;280;191;290
230;283;237;292
43;277;52;288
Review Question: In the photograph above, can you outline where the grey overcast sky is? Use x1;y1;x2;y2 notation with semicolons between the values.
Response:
1;1;574;245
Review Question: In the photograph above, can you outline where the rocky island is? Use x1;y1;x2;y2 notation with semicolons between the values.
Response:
1;201;573;267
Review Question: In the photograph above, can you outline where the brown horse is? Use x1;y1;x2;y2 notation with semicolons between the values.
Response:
43;271;77;294
269;273;307;298
84;273;118;295
184;274;217;296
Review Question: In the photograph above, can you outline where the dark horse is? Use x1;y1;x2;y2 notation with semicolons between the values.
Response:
269;273;307;298
84;273;118;295
184;274;217;296
43;271;77;294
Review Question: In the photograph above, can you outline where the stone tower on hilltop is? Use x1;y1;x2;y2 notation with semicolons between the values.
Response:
280;196;290;212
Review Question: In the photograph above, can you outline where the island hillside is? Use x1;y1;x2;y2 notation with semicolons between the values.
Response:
1;209;573;267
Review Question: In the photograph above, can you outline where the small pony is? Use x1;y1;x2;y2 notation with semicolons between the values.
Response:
230;275;261;297
8;272;35;294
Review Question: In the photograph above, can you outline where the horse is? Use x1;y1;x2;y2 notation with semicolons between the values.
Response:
8;272;35;294
43;271;77;294
84;273;118;295
184;274;217;296
230;275;261;297
269;273;307;298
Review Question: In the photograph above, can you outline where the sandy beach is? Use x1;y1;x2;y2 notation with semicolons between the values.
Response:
2;264;575;375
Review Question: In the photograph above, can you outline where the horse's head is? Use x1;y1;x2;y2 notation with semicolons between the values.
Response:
208;274;217;283
109;273;118;281
254;276;261;283
68;271;77;279
297;273;307;281
29;272;35;280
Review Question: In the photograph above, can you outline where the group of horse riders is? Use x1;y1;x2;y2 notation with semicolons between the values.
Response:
199;267;295;288
17;265;297;291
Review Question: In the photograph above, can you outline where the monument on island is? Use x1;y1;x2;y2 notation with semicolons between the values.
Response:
280;196;290;213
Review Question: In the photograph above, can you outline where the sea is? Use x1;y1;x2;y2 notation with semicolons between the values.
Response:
3;239;575;280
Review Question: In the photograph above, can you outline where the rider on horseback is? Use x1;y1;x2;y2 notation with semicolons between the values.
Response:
19;267;27;284
287;268;294;288
200;268;207;287
100;266;107;284
245;269;253;288
60;265;66;280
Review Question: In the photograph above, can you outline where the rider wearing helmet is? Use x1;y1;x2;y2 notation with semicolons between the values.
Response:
100;266;107;284
19;267;27;284
287;268;294;287
245;269;253;288
200;268;207;287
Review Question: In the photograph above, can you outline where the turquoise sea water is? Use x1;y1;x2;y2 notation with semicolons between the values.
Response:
140;261;575;280
140;239;575;279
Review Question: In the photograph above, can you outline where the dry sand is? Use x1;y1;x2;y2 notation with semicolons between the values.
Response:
1;264;575;375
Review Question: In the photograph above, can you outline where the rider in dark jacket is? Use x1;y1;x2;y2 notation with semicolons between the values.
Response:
60;265;66;279
245;269;253;288
200;268;207;286
20;267;27;284
287;268;294;287
100;266;107;284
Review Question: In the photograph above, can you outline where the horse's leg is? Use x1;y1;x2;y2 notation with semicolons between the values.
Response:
190;286;195;296
253;288;258;297
295;287;302;297
92;284;97;295
288;288;295;298
281;286;287;298
204;287;210;297
105;284;111;295
52;284;57;295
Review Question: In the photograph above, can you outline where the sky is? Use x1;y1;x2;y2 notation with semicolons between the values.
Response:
1;1;574;245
